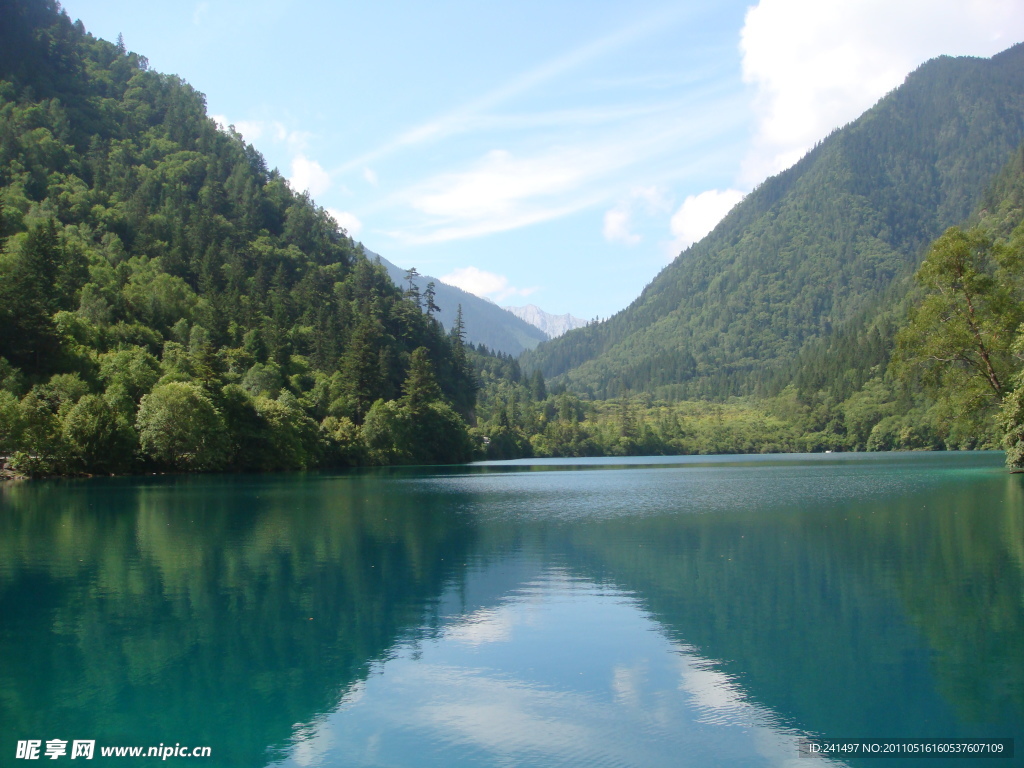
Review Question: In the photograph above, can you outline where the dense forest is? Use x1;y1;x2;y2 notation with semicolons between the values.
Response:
0;0;480;475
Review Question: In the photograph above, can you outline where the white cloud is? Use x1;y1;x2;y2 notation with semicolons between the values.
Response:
389;139;691;245
414;149;584;221
326;208;362;237
363;167;379;186
678;662;745;716
360;45;750;247
612;663;647;708
603;207;641;245
440;266;537;302
445;606;519;646
603;186;670;245
192;2;208;26
289;155;331;196
209;116;315;151
739;0;1024;184
669;188;744;254
215;118;265;143
232;120;266;142
390;148;608;244
274;123;311;152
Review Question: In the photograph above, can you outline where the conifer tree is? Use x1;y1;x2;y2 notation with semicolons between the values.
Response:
339;315;384;422
403;267;421;309
424;281;439;317
402;347;442;415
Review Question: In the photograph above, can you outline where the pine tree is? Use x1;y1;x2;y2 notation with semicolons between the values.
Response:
424;281;439;317
339;316;384;422
404;267;421;309
402;347;442;415
529;369;546;401
450;304;466;345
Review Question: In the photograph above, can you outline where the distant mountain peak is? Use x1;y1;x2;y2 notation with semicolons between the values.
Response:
502;304;587;339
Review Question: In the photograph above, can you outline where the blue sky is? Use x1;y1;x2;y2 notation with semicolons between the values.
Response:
59;0;1024;320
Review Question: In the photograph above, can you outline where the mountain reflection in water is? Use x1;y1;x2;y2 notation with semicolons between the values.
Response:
0;452;1020;767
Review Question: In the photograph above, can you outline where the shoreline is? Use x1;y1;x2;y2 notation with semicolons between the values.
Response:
1;448;1013;483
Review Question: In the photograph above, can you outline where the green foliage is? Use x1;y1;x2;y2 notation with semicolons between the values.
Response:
410;401;475;464
98;346;160;402
362;398;472;466
485;138;1024;465
136;382;228;471
361;399;411;465
373;252;548;355
0;356;27;395
7;389;70;475
320;415;364;465
61;393;136;472
251;395;321;471
1002;390;1024;469
1001;333;1024;469
0;389;24;454
402;347;442;414
893;227;1020;405
7;0;1024;472
0;219;85;371
0;0;478;474
241;361;284;398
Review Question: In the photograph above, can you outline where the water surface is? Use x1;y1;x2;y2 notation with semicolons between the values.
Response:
1;452;1021;766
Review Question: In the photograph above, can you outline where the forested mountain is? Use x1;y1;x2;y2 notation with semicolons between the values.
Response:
471;141;1024;464
0;0;478;474
524;43;1024;399
371;252;548;355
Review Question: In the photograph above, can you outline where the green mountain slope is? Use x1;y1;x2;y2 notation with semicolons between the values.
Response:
0;0;477;474
524;44;1024;399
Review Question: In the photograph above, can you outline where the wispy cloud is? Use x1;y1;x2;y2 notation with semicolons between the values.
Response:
212;115;310;152
413;149;586;220
386;146;612;244
603;186;670;246
439;266;537;302
332;5;697;176
379;93;746;246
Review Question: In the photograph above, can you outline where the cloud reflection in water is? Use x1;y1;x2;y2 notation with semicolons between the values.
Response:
273;567;838;768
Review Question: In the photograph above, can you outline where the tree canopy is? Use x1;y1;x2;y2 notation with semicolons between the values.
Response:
0;0;477;474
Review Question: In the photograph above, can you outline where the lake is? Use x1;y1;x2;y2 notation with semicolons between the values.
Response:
1;452;1021;767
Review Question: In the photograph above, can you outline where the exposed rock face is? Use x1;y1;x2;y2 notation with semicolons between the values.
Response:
502;305;587;339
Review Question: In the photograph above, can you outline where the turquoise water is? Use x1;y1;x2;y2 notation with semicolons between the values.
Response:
1;452;1021;766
